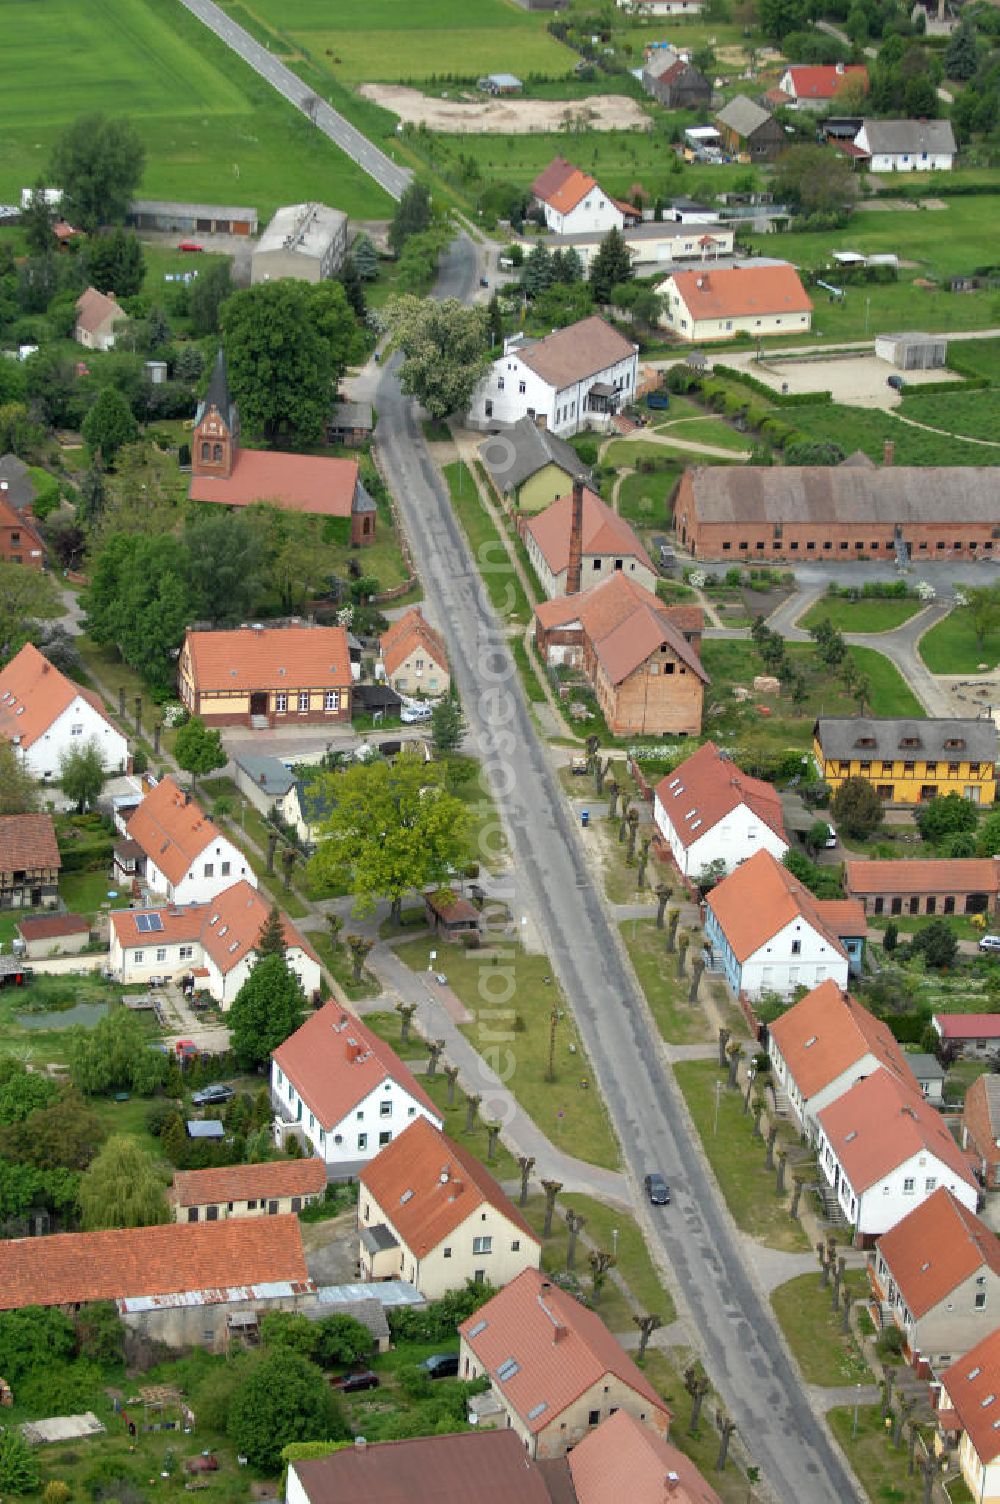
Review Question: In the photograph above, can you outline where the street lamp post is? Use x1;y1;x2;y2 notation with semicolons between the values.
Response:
714;1079;723;1136
852;1383;862;1439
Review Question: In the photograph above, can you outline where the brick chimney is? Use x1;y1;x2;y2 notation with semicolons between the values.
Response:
883;439;895;467
566;479;585;597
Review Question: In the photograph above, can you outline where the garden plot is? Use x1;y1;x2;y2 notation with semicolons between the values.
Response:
359;84;651;134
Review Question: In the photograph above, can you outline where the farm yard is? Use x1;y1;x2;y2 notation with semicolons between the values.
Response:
0;0;394;218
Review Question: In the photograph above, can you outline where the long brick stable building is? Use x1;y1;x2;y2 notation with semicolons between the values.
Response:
674;464;1000;561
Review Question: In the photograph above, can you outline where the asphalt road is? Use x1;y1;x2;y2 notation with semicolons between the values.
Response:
177;0;411;200
371;233;862;1504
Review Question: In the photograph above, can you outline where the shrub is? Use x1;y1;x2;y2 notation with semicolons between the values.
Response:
0;1430;40;1495
44;1483;72;1504
0;1306;76;1382
227;1350;346;1470
74;1302;125;1367
830;778;882;840
876;1326;906;1359
883;922;898;954
917;793;979;844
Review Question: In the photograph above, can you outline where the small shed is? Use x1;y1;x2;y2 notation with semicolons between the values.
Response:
423;890;482;943
479;73;524;95
16;912;90;960
186;1120;225;1140
326;400;374;447
874;332;948;371
905;1051;945;1104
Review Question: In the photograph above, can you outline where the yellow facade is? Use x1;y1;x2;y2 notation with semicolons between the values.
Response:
813;735;997;807
518;463;576;514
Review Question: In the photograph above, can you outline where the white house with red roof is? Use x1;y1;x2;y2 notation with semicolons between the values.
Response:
869;1189;1000;1371
704;848;861;999
815;1068;978;1243
0;642;128;782
109;879;321;1007
934;1014;1000;1058
358;1117;540;1298
531;157;627;236
124;775;254;906
459;1266;671;1459
468;316;639;436
777;64;868;108
525;485;656;597
653;740;788;880
937;1329;1000;1501
271;1002;443;1175
657;262;813;342
767;980;913;1141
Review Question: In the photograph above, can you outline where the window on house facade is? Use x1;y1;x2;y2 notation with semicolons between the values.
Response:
473;1236;492;1255
204;863;214;878
903;1177;915;1193
134;950;144;963
325;691;339;711
276;692;287;712
358;1133;367;1150
298;692;309;712
156;948;166;962
380;1101;391;1118
379;1130;391;1146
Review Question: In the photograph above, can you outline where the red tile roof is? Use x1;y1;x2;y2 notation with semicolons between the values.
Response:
0;642;119;750
380;608;449;679
818;1068;976;1194
813;898;867;935
183;625;351;694
668;264;813;321
595;601;708;687
769;980;911;1102
126;775;225;886
941;1330;1000;1464
784;64;868;99
531;157;578;202
936;1015;1000;1042
272;1001;441;1132
292;1431;554;1504
17;912;88;942
845;858;1000;897
527;487;654;577
654;740;787;850
0;1216;308;1310
545;168;600;216
111;880;317;977
189;450;359;518
170;1157;327;1209
0;496;45;556
706;848;847;964
876;1188;1000;1320
535;576;707;687
75;286;126;336
360;1117;538;1257
459;1267;670;1434
569;1410;721;1504
0;813;60;874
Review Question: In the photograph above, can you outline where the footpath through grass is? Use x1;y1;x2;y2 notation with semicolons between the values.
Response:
770;1272;872;1387
919;606;1000;673
673;1061;810;1252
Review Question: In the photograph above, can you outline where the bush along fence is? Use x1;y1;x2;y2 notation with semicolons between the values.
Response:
665;364;837;460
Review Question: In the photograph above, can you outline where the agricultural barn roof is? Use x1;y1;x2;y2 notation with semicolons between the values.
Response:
0;813;60;874
845;858;1000;897
129;199;257;220
716;95;773;138
170;1157;327;1209
685;466;1000;527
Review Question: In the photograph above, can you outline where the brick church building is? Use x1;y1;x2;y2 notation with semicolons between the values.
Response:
188;351;376;546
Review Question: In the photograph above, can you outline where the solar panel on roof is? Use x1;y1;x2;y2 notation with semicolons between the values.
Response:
147;913;163;932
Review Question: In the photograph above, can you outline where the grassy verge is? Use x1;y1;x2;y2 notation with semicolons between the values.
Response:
849;647;926;717
442;461;531;625
640;1351;762;1504
310;930;381;1002
770;1272;872;1387
620;918;714;1046
799;598;924;634
563;1193;676;1324
919;607;1000;673
673;1061;810;1253
827;1406;931;1504
394;936;620;1170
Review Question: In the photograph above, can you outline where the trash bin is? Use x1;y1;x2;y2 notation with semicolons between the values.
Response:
581;810;590;828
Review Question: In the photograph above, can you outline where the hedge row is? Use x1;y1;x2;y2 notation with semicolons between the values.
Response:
905;374;990;396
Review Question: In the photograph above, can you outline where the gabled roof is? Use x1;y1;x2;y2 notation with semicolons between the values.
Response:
654;740;787;850
0;813;60;874
784;64;868;99
110;880;318;977
859;118;956;156
75;286;126;335
818;1068;976;1194
189;451;361;518
459;1267;670;1434
816;717;996;763
17;912;88;942
534;574;707;686
515;316;637;392
964;1074;1000;1140
184;625;351;693
876;1188;1000;1320
687;468;1000;527
0;453;36;513
526;487;654;576
569;1410;722;1504
846;858;1000;897
0;495;44;556
272;1001;441;1132
233;752;296;799
768;980;911;1102
706;848;848;963
0;1216;308;1311
0;642;119;751
935;1015;1000;1042
380;608;449;678
291;1431;554;1504
531;157;579;203
360;1117;538;1257
478;417;591;492
716;95;775;138
595;601;708;687
665;264;812;320
941;1329;1000;1464
170;1157;327;1209
125;776;225;886
544;168;601;216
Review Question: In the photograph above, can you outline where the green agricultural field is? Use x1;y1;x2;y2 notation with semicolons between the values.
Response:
0;0;393;220
899;387;1000;444
788;401;990;466
919;607;1000;674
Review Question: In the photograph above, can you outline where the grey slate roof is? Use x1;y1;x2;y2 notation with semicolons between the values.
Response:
716;95;774;138
196;348;239;432
814;717;998;764
860;118;956;156
359;1224;399;1255
905;1052;945;1082
0;454;36;513
686;465;1000;525
478;417;591;492
234;752;295;798
352;480;377;515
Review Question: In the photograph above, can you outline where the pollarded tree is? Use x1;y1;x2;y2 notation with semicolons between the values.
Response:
78;1135;170;1230
174;714;227;791
59;738;107;813
49;114;145;232
227;1349;347;1470
229;953;306;1070
383;296;492;421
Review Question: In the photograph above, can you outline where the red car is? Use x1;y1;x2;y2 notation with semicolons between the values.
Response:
178;240;204;252
185;1455;218;1474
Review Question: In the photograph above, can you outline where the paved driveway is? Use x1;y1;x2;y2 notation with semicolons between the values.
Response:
723;350;962;410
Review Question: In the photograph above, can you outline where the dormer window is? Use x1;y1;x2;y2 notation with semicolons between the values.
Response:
899;737;921;749
854;736;876;748
944;738;966;751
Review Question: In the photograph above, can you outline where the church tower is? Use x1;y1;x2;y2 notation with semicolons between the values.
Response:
192;348;240;480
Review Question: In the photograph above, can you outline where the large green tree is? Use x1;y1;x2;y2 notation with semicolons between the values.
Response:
229;953;306;1071
829;776;882;840
589;227;633;304
773;146;856;215
0;1089;105;1171
183;509;266;625
189;259;234;336
388;181;432;256
220;281;358;449
67;1010;168;1097
84;532;195;692
960;583;1000;650
85;229;145;298
431;695;466;755
82;386;138;467
384;296;491;421
49;114;145;233
59;738;107;813
917;792;979;844
79;1135;170;1230
0;563;62;665
21;181;56;257
175;715;227;790
309;749;469;922
0;741;38;815
228;1350;346;1469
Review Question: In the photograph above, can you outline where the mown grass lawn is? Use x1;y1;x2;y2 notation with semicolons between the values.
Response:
899;387;1000;443
786;401;989;466
827;1405;932;1504
673;1060;810;1252
443;462;531;626
639;1350;762;1504
919;606;1000;673
617;466;681;531
770;1272;872;1387
798;597;924;634
394;935;620;1170
657;418;752;455
620;918;714;1047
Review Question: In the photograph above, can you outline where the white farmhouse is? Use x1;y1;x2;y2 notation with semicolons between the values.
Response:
124;775;255;906
767;979;913;1142
652;740;788;880
468;317;639;437
938;1331;1000;1503
816;1067;978;1242
0;642;128;782
270;1002;443;1177
531;158;626;236
854;118;956;172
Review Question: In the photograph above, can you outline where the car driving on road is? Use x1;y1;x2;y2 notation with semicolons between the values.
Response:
644;1172;671;1205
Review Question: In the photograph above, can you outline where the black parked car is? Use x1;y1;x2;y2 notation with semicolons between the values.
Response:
331;1370;380;1393
644;1172;671;1205
421;1353;459;1380
191;1084;234;1106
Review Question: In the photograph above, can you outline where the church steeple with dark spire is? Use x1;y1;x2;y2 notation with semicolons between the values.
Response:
192;348;240;479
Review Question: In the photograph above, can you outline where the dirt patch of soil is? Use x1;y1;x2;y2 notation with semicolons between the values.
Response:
359;83;651;134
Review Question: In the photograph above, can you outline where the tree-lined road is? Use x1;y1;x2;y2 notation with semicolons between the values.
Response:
368;233;862;1504
178;0;411;200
